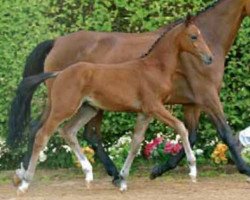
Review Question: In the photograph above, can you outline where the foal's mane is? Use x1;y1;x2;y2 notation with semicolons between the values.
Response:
141;0;225;58
141;19;183;58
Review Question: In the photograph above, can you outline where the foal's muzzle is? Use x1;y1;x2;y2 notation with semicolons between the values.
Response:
202;55;213;65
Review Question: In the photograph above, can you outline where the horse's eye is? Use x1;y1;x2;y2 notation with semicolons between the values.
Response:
191;35;198;41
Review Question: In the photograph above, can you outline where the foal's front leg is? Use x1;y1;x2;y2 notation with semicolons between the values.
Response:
152;104;197;182
119;114;152;191
150;105;200;179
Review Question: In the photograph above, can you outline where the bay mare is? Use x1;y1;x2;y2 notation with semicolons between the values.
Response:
14;18;213;194
8;0;250;184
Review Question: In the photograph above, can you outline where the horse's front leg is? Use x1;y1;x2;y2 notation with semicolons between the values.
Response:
150;105;200;179
82;111;121;185
119;114;152;191
204;96;250;177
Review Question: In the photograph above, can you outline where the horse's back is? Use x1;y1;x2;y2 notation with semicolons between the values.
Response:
44;30;159;72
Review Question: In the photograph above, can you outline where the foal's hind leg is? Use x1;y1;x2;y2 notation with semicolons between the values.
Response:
84;112;120;184
119;114;152;191
151;104;197;182
17;115;61;194
59;105;97;185
14;98;53;187
17;95;87;194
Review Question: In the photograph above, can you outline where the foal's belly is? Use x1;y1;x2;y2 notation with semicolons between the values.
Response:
84;94;141;112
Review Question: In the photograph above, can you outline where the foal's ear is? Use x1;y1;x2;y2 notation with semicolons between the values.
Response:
185;13;194;27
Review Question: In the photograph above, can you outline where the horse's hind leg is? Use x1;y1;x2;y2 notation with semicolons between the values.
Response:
59;105;97;184
119;114;152;191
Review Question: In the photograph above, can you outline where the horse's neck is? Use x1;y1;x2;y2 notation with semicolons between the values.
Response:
197;0;245;54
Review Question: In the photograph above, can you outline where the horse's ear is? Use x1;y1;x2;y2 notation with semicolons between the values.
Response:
185;13;194;27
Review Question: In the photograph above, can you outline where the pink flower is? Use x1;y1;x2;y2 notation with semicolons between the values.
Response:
144;143;154;159
144;137;163;159
152;137;163;146
164;141;182;155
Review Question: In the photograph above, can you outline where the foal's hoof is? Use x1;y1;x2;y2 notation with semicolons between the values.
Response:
13;163;26;187
119;181;127;192
17;188;27;197
189;175;197;183
13;173;22;187
85;180;92;189
85;172;93;189
17;181;29;196
246;177;250;183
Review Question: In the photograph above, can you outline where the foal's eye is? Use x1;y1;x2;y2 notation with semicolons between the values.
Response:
190;35;198;41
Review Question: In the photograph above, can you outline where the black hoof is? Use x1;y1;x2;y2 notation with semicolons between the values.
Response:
150;165;162;180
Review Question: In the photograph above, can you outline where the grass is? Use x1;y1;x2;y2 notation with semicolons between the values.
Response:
0;162;241;185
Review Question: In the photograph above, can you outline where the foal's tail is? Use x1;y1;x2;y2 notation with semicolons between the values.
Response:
7;40;54;147
7;72;58;146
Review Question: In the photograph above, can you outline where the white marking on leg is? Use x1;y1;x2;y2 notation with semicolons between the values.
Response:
15;162;25;180
17;180;29;195
177;122;197;182
80;158;93;182
120;179;128;192
119;114;151;191
189;164;197;182
59;105;96;184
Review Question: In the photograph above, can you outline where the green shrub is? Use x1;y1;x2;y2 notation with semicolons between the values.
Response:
0;0;249;169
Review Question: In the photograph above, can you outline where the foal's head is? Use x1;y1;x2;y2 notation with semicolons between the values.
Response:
178;15;213;65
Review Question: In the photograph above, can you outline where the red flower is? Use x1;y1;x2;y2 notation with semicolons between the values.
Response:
144;137;163;159
152;137;163;146
164;141;182;155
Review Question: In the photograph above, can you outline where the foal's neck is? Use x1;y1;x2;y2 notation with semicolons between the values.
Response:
144;25;183;73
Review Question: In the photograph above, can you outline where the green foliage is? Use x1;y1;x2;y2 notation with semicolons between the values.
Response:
0;0;249;169
241;147;250;165
0;0;56;138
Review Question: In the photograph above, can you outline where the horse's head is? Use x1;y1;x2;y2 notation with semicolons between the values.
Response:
179;15;213;65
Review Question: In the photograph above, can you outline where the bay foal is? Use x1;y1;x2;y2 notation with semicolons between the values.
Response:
15;17;212;194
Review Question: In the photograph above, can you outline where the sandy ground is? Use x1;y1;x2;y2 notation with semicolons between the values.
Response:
0;169;250;200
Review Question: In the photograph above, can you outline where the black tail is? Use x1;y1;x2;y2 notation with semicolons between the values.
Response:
23;40;54;78
7;72;58;146
7;40;54;146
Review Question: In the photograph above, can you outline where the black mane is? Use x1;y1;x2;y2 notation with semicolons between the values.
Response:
141;19;183;58
141;0;224;58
